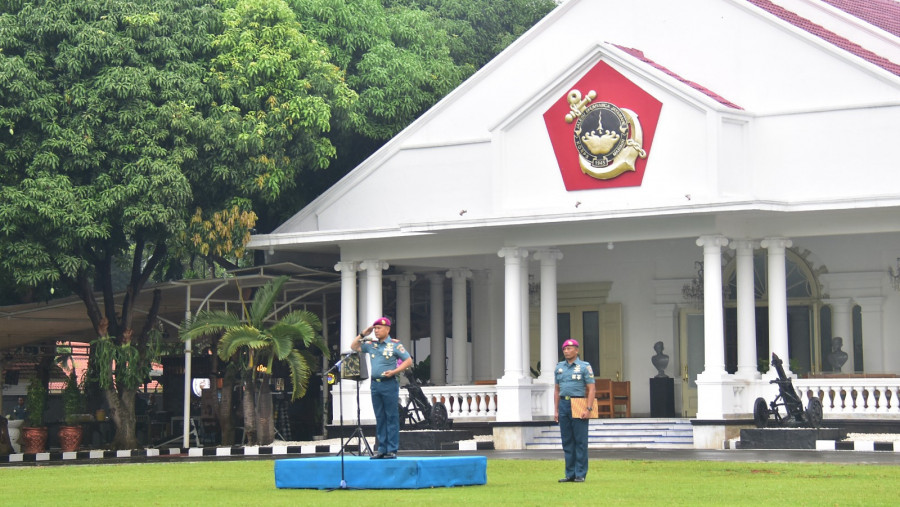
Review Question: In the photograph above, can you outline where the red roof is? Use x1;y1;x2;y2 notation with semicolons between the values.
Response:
823;0;900;38
614;45;744;110
747;0;900;76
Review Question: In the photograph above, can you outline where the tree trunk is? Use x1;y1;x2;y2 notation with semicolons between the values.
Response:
215;376;235;446
242;380;257;445
107;388;138;450
257;380;274;445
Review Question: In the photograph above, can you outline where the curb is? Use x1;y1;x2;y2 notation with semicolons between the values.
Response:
1;440;493;466
727;438;900;452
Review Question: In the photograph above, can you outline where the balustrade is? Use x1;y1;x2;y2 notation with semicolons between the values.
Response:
794;379;900;417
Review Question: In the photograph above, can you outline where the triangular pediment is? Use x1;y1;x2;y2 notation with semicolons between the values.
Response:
260;0;900;251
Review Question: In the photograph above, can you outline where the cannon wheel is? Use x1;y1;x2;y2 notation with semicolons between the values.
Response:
806;397;823;428
753;397;769;428
398;405;410;430
430;402;449;430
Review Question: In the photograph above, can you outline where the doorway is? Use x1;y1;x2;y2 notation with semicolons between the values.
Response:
679;308;703;417
557;303;623;380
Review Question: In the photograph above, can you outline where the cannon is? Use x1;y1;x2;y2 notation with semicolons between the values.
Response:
398;370;450;430
753;353;823;428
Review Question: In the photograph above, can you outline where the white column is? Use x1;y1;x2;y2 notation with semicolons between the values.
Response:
855;297;885;373
498;247;527;381
447;268;472;384
520;255;531;377
360;260;388;325
731;240;760;379
334;261;359;352
697;235;729;378
357;274;367;334
391;273;416;348
825;298;854;372
428;273;446;385
471;270;493;382
182;284;192;447
533;248;563;384
761;237;792;376
496;247;532;423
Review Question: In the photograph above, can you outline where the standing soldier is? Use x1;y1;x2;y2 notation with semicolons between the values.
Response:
351;317;413;459
554;338;596;482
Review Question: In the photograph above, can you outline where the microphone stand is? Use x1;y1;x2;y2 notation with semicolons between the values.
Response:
325;352;353;491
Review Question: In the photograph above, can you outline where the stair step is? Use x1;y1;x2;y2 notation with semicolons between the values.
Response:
525;418;694;449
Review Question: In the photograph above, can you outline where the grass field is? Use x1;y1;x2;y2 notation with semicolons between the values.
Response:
1;458;898;506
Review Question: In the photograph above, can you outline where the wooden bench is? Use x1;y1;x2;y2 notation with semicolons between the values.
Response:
612;381;631;418
594;378;614;418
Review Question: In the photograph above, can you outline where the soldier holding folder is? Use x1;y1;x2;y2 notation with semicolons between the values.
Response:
553;338;596;483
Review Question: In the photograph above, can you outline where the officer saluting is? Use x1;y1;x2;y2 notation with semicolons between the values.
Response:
351;317;412;459
553;339;596;482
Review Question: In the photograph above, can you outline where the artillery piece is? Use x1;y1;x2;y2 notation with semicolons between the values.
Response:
398;370;450;430
753;353;823;428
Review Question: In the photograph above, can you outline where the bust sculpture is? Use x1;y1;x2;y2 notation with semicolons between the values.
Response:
827;337;849;372
651;341;669;378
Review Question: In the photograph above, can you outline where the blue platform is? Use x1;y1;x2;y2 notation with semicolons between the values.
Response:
274;455;487;490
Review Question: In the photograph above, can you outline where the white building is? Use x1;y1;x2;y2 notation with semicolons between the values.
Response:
249;0;900;448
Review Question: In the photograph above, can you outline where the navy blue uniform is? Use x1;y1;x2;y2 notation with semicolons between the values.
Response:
360;337;410;454
555;358;595;479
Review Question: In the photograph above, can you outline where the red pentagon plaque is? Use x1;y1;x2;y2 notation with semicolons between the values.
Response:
543;61;662;191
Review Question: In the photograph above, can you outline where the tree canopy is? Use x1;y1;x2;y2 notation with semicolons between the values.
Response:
0;0;355;449
0;0;555;448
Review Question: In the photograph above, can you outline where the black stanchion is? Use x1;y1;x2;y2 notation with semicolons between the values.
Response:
338;352;372;457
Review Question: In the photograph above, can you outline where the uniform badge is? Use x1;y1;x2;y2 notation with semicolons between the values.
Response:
565;90;647;180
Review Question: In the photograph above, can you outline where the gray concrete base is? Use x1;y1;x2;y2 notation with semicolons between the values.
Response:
737;428;847;449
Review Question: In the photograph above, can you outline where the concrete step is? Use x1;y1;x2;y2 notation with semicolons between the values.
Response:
525;418;694;449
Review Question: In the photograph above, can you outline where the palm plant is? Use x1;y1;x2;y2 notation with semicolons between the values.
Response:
180;275;328;445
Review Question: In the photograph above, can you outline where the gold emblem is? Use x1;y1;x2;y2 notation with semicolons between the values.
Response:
565;89;647;180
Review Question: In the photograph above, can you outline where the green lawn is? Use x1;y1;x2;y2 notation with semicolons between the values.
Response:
1;458;897;506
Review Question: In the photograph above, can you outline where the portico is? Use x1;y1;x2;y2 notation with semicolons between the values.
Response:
249;0;900;448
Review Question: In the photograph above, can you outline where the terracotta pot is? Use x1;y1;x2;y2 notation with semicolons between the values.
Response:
58;425;84;452
20;426;48;454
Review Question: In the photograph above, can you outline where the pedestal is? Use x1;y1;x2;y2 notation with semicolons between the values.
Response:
737;428;847;449
650;377;675;417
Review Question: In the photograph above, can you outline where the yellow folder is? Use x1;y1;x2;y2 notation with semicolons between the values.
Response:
569;397;598;419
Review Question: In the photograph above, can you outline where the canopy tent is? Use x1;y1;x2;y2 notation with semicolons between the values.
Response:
1;262;340;447
0;262;340;351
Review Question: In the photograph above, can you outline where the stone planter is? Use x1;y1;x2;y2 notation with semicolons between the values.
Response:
20;426;48;454
58;425;84;452
7;419;23;453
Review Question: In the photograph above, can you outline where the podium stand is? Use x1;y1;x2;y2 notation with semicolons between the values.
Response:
649;377;675;417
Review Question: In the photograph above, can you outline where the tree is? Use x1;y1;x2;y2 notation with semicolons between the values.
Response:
202;0;357;234
0;0;351;449
179;275;328;445
289;0;470;140
387;0;558;69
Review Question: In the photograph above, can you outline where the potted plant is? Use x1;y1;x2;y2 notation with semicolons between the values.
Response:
20;377;48;454
58;371;86;452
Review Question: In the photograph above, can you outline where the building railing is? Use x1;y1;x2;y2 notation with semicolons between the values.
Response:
402;384;499;421
389;378;900;423
794;378;900;417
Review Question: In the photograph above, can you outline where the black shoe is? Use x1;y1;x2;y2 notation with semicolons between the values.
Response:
574;477;585;483
370;453;385;460
558;477;575;483
383;452;397;459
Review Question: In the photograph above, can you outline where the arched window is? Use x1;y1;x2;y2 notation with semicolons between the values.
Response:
722;248;824;375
